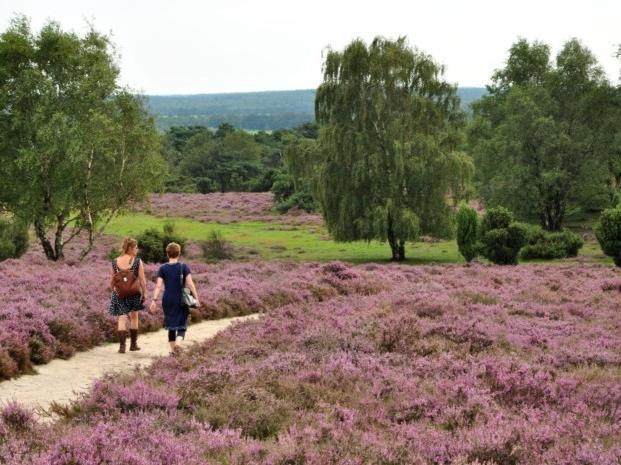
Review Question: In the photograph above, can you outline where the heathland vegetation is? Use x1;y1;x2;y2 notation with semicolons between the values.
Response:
0;14;620;464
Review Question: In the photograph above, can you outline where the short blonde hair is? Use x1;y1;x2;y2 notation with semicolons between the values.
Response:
122;237;138;254
166;242;181;258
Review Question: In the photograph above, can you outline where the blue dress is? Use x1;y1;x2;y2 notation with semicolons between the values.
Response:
109;258;144;316
157;262;191;331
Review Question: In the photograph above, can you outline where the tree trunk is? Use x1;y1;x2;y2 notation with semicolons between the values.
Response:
387;218;406;261
34;217;64;261
540;197;565;231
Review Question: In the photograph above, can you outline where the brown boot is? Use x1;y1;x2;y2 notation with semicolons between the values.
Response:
129;329;140;351
118;330;127;353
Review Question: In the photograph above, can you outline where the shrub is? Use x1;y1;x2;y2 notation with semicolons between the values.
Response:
201;230;234;261
270;172;295;203
480;206;513;231
595;207;621;266
456;203;479;262
137;222;187;263
480;207;527;265
275;190;317;213
520;227;584;260
0;218;29;261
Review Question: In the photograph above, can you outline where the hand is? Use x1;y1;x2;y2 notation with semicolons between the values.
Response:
194;300;200;308
149;301;157;314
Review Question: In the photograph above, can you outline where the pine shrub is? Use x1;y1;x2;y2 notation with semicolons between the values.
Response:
520;227;584;260
595;207;621;266
479;207;527;265
456;204;479;262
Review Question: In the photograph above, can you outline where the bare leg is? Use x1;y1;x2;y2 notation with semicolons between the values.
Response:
129;311;139;330
117;315;128;331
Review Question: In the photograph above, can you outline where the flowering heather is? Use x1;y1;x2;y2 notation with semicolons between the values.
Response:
1;263;620;464
0;236;387;379
134;192;323;225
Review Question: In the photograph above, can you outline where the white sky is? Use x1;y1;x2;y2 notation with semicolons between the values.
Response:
1;0;619;95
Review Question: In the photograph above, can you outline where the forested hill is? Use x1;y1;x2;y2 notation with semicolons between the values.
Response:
146;87;486;130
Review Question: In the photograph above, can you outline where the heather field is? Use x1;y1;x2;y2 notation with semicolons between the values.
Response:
134;192;323;226
0;262;620;464
0;237;384;380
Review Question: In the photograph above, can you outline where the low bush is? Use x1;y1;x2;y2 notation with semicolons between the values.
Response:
595;207;621;266
479;207;527;265
456;203;479;262
137;222;187;263
201;230;235;261
0;218;29;261
275;190;317;213
521;227;584;259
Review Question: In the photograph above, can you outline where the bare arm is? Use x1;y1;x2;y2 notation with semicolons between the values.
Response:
109;269;115;291
149;277;164;314
151;277;164;301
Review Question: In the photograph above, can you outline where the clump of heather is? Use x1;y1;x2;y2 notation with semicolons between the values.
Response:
0;230;388;379
133;192;323;225
1;262;620;464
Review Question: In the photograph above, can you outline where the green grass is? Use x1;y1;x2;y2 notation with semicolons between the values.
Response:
105;213;462;264
105;212;614;265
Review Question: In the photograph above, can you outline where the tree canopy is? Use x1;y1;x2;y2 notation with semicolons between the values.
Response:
315;37;469;261
0;16;165;260
469;38;621;230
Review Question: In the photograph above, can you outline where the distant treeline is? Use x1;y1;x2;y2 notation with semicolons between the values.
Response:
147;88;487;130
161;122;318;194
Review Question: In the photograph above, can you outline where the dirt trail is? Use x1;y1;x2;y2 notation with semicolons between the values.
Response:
0;315;257;417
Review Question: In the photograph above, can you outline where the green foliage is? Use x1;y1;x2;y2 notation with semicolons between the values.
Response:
0;218;29;261
201;230;234;261
479;208;527;265
595;207;621;266
456;204;479;262
0;16;165;261
315;37;469;261
270;173;295;204
275;191;317;214
137;222;187;263
480;206;514;232
469;38;621;231
520;226;584;259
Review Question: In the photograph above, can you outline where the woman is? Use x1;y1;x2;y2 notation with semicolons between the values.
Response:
109;237;146;353
149;242;200;354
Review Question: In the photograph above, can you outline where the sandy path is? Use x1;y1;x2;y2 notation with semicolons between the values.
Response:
0;315;258;417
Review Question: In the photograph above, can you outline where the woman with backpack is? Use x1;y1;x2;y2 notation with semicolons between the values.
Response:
109;237;147;353
149;242;200;355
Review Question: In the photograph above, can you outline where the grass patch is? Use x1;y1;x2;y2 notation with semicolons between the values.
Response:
105;213;462;264
105;212;613;265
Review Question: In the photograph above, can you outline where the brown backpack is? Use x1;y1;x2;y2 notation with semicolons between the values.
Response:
113;258;141;299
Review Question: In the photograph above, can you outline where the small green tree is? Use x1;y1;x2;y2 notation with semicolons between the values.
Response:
315;37;469;261
0;17;165;260
595;207;621;266
456;204;479;262
479;207;527;265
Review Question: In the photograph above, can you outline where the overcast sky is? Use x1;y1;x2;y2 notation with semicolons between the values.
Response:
2;0;619;95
